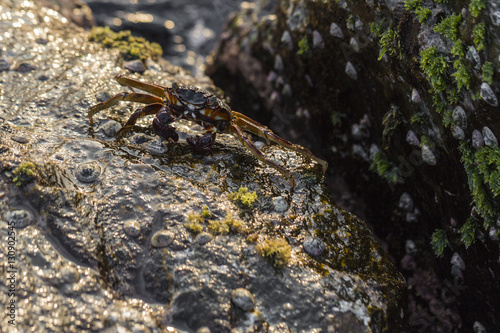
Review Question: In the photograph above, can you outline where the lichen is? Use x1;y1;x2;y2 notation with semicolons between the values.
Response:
228;186;257;207
256;237;292;268
12;161;37;186
89;26;162;61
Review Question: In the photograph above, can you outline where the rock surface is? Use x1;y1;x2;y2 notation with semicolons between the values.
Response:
0;0;405;332
206;0;500;331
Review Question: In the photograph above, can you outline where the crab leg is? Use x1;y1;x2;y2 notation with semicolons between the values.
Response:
115;103;164;139
88;92;164;124
233;112;328;172
114;75;167;97
230;123;295;188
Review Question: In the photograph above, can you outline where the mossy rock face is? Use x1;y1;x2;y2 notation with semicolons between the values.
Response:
0;0;405;332
206;0;500;331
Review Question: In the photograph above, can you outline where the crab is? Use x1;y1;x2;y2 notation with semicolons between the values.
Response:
88;75;327;188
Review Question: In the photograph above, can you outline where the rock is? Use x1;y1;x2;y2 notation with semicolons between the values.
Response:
0;1;404;332
205;0;500;331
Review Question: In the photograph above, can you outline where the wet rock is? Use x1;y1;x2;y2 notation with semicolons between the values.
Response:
150;230;175;248
74;162;102;183
272;196;288;213
482;126;498;147
452;106;467;129
15;62;37;72
4;209;33;229
0;57;12;71
101;120;122;137
0;1;405;332
398;192;414;212
123;220;141;237
329;22;344;38
480;83;498;107
421;145;437;166
312;30;325;49
195;232;213;245
303;236;326;257
205;1;500;330
345;61;357;80
124;59;146;73
411;88;421;103
472;129;485;150
231;288;255;311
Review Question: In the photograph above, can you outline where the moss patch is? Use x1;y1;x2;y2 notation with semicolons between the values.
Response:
256;237;292;268
12;161;37;186
89;26;162;61
228;186;257;208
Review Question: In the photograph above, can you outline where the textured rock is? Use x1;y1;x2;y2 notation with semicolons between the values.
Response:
206;0;500;331
0;0;405;332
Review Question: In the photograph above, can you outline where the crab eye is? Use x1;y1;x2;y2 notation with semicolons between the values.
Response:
208;96;217;106
172;82;179;92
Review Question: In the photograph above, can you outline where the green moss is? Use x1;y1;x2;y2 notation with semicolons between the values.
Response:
469;0;487;18
256;237;292;268
410;112;425;125
482;61;494;85
431;229;449;257
370;19;386;37
201;205;213;219
297;36;309;55
370;151;401;184
451;60;471;90
420;46;448;92
228;186;257;207
331;112;346;127
420;135;434;148
404;0;421;11
404;0;431;22
89;26;162;61
12;161;37;186
415;7;432;23
208;213;247;235
460;217;478;249
377;28;401;60
434;13;462;41
451;40;466;59
382;105;401;145
459;142;499;229
184;212;204;234
472;23;486;51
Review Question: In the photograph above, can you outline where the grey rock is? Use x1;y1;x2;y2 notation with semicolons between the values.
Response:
303;236;326;257
482;126;498;147
345;61;358;80
329;22;344;38
231;288;255;311
480;82;498;107
0;1;405;332
472;129;485;150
